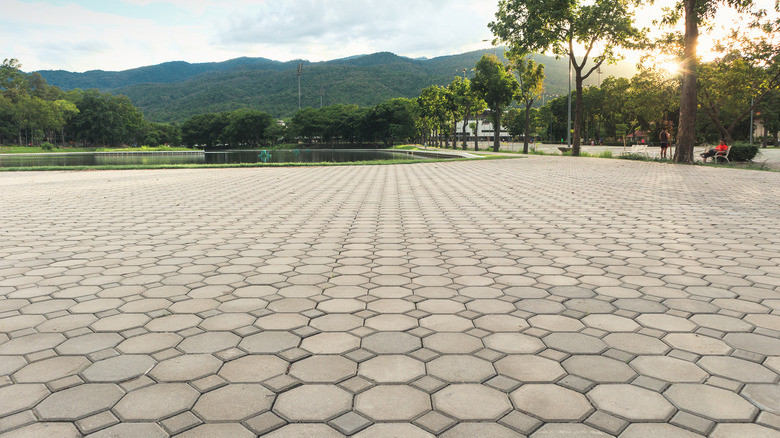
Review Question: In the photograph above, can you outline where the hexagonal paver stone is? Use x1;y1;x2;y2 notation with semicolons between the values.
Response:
90;314;151;332
35;384;123;420
510;384;593;421
603;333;670;355
544;333;608;354
423;333;483;354
589;384;675;421
362;332;421;354
193;383;275;420
582;314;640;332
496;355;566;383
724;333;780;356
86;423;167;438
530;424;612;437
562;355;637;383
255;313;309;330
176;424;255;438
54;333;124;355
0;333;65;355
483;333;545;354
116;332;182;354
630;356;707;383
620;423;706;437
741;384;780;415
529;315;585;332
636;314;697;332
356;385;431;421
0;355;26;376
264;424;344;438
474;315;530;332
310;314;363;331
301;332;361;354
359;355;425;383
219;355;288;382
664;333;732;355
365;314;418;331
178;331;240;353
441;423;522;438
113;383;199;421
664;384;758;421
0;383;49;417
428;355;496;383
13;356;91;383
698;357;778;383
81;355;156;383
419;315;473;332
149;354;222;382
239;331;300;353
274;385;352;421
710;423;780;438
289;355;357;383
145;314;202;332
353;424;433;438
1;423;80;438
433;384;511;420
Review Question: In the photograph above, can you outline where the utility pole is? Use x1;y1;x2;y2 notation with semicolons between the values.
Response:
297;63;303;110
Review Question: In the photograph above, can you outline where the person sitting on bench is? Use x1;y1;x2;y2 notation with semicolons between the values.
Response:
701;140;728;163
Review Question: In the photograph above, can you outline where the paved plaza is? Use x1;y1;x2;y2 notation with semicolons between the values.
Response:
1;155;779;437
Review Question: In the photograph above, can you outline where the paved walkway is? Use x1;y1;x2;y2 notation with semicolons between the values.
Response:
1;156;779;437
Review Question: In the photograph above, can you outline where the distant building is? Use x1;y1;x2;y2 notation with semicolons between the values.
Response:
454;117;511;143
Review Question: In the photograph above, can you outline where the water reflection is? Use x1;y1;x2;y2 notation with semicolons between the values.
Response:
0;149;432;168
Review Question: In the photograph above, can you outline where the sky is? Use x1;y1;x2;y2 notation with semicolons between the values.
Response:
2;0;775;73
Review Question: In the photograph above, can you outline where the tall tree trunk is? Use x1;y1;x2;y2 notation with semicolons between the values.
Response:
462;112;470;150
675;0;698;163
573;73;584;156
493;111;501;152
523;102;532;154
474;119;479;151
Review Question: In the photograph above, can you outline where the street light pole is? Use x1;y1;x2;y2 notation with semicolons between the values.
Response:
297;63;303;110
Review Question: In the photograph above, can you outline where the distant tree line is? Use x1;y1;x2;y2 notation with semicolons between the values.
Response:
0;58;181;147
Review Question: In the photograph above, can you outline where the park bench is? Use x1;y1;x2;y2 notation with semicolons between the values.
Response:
620;144;648;157
712;145;731;164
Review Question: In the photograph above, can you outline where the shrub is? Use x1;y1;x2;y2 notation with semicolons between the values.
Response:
728;144;759;162
40;142;54;150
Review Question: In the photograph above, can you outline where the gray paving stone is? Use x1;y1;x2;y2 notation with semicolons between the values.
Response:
427;355;496;383
113;382;199;421
434;384;511;420
176;423;255;438
192;383;275;420
85;423;167;438
496;355;566;382
81;355;155;383
0;384;50;417
356;385;431;421
588;384;675;421
13;356;91;383
665;383;759;421
359;355;425;383
511;384;594;421
35;383;123;421
274;384;352;421
289;355;357;383
0;422;81;438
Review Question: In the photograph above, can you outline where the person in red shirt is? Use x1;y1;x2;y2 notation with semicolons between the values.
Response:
700;140;729;163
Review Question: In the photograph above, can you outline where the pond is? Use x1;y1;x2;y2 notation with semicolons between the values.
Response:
0;149;440;168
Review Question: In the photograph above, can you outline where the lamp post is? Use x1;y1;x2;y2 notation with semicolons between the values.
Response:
297;63;303;110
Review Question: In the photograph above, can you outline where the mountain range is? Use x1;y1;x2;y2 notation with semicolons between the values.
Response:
36;50;636;123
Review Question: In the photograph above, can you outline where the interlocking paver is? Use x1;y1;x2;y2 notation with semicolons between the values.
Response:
2;158;780;434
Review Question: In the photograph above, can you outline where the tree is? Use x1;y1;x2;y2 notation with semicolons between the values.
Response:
661;0;760;162
508;52;545;153
471;55;519;152
417;85;448;147
490;0;643;156
223;109;273;147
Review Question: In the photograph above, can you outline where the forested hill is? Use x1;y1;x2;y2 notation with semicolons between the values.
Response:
36;50;635;123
